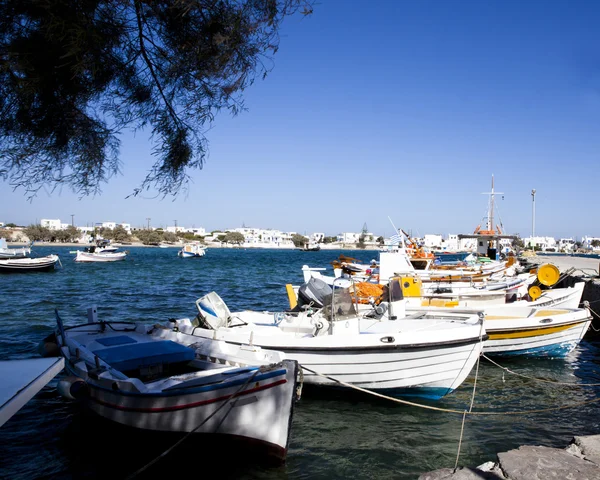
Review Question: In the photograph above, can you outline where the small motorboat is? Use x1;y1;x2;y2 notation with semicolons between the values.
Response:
0;238;33;259
74;247;127;262
0;254;60;273
49;308;300;463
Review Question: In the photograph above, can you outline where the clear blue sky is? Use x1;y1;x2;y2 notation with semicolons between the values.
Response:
2;0;600;239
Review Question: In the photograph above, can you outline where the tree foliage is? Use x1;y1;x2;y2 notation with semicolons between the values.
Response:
0;0;311;198
291;233;307;247
224;231;245;244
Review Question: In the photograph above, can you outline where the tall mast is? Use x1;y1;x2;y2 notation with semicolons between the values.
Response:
489;175;494;232
482;174;503;233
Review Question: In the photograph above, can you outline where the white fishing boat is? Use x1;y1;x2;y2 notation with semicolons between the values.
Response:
301;252;533;299
0;239;33;259
0;254;60;273
74;249;127;262
325;276;591;358
166;281;487;400
334;263;586;311
178;242;206;258
50;309;300;463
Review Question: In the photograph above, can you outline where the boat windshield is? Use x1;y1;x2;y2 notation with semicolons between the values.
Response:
326;279;358;321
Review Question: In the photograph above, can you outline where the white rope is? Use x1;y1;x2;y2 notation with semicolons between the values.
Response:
299;366;600;415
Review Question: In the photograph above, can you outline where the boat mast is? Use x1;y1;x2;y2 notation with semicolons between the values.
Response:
489;175;494;233
482;174;503;234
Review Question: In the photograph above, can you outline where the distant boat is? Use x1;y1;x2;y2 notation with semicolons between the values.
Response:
299;242;321;252
0;254;60;273
0;239;33;259
178;242;206;258
74;249;127;262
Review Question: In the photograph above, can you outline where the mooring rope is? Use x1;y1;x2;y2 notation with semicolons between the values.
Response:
298;366;600;416
125;367;262;479
482;354;600;387
586;305;600;332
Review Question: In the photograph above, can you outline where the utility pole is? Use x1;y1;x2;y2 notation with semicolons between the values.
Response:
531;189;536;243
174;219;177;231
146;217;151;230
71;214;74;227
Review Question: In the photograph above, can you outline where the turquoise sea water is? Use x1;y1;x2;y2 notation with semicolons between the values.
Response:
1;246;600;479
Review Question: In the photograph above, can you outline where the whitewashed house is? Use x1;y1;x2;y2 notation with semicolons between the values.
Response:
40;219;64;230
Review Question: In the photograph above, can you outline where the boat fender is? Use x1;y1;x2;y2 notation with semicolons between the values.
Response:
57;376;88;401
38;333;60;357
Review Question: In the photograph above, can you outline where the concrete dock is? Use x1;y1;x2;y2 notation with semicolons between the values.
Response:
0;357;64;427
519;253;600;320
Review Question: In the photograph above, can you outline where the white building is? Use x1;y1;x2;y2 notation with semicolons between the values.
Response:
558;238;576;252
523;236;557;251
582;236;600;251
337;232;361;243
40;219;66;230
310;232;325;242
228;227;294;248
423;234;443;249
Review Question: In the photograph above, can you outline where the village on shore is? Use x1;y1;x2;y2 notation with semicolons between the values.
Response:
1;217;600;253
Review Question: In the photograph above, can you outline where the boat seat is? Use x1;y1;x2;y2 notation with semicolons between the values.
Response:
91;339;195;373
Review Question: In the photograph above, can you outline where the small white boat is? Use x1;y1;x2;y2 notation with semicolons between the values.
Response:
74;249;127;262
178;242;206;258
0;254;60;273
0;239;32;259
51;309;300;463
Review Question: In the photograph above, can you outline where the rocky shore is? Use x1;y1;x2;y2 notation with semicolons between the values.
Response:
419;435;600;479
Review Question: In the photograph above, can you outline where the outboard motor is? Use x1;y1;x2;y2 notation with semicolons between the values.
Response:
196;292;232;329
296;277;333;310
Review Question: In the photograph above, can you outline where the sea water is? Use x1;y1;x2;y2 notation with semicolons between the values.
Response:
1;246;600;479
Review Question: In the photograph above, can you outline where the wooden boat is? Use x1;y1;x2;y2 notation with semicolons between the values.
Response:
0;254;60;273
51;309;300;463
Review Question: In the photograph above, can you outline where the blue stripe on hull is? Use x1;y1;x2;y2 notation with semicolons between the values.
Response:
375;386;453;400
315;383;453;400
485;342;577;358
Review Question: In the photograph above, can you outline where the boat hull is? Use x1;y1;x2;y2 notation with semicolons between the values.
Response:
75;251;127;262
182;317;485;400
65;362;296;459
0;255;58;273
482;308;592;357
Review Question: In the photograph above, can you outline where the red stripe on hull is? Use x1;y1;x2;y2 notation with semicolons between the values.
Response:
89;378;288;413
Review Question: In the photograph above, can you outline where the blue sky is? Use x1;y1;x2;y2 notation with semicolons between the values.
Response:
2;0;600;239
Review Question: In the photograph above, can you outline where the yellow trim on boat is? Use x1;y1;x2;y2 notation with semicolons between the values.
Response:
286;284;297;309
487;321;588;340
533;309;570;316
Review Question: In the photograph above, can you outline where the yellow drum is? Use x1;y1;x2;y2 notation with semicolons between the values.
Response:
537;263;560;286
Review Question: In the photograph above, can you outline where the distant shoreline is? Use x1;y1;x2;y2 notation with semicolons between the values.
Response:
5;240;380;251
